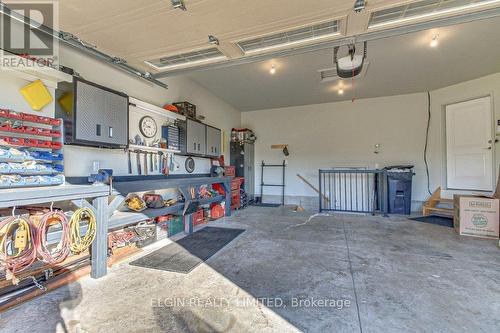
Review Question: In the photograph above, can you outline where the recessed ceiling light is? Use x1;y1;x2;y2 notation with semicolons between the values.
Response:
208;35;219;45
430;35;439;48
270;64;276;75
338;89;344;95
354;0;366;13
171;0;186;11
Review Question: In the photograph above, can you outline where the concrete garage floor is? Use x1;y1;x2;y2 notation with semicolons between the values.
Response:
1;206;499;332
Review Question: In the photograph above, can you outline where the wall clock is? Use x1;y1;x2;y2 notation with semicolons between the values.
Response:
139;116;157;138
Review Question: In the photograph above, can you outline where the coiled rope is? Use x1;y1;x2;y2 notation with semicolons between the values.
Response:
36;211;70;264
68;207;96;254
0;216;37;283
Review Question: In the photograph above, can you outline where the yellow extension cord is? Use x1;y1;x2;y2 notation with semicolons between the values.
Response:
68;207;96;254
0;217;31;257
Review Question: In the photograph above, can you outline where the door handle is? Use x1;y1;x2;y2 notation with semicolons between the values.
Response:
483;147;492;150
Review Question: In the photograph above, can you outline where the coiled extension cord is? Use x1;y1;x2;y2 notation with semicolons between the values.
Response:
69;207;96;254
36;211;70;264
0;216;37;282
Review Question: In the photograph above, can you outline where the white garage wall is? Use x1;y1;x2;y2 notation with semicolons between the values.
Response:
0;45;241;177
241;93;429;209
241;72;500;210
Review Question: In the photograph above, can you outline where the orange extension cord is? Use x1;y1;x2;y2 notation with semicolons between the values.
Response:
36;211;70;264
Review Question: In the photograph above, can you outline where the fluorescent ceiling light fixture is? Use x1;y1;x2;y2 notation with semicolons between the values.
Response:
145;47;226;70
369;0;500;28
237;20;341;54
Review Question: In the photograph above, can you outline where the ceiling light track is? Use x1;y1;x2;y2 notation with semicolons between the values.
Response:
0;3;167;89
153;6;500;78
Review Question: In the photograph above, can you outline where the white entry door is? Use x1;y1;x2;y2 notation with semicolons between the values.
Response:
446;96;494;191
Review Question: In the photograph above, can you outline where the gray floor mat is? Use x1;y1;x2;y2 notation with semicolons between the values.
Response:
129;227;245;273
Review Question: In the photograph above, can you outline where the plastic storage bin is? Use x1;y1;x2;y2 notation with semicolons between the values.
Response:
20;80;53;111
168;216;184;236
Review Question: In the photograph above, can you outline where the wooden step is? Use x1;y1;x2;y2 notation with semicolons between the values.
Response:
431;198;453;205
425;206;454;215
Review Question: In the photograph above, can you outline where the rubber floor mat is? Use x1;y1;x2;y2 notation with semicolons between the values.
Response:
129;227;245;273
409;215;454;228
252;203;281;207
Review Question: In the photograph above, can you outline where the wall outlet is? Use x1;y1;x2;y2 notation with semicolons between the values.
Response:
92;161;100;173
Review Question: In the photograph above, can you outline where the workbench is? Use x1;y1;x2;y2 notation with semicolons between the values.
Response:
0;184;111;279
109;176;232;232
0;176;232;280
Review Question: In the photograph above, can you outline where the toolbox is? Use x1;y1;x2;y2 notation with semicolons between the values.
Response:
173;101;196;119
224;166;236;177
192;209;205;227
168;216;184;236
155;215;171;240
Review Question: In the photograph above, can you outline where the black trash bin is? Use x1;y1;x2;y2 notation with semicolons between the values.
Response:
385;165;414;215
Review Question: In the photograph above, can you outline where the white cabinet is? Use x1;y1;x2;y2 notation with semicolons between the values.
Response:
186;119;206;155
206;126;221;157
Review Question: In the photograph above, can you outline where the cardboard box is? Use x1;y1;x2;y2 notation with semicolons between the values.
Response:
454;195;500;239
453;170;500;241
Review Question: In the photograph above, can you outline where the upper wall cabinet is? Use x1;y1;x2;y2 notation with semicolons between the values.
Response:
206;126;221;157
56;77;129;149
186;119;206;155
183;119;221;157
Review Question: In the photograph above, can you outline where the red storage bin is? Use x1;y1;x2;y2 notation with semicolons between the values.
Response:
50;141;62;149
0;124;11;131
3;137;24;146
210;204;225;220
231;190;241;210
0;109;9;117
49;130;61;137
192;209;205;227
22;113;39;122
24;138;39;147
224;166;235;177
231;178;242;191
49;118;61;126
8;111;23;120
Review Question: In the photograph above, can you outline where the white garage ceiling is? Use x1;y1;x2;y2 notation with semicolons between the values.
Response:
187;16;500;111
56;0;500;75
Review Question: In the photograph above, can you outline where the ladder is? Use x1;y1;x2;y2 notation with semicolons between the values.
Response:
259;160;286;206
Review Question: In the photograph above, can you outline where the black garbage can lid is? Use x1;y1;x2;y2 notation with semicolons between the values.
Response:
384;165;414;171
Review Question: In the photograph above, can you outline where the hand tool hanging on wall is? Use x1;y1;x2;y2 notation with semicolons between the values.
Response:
136;151;141;175
162;153;169;175
158;152;163;172
169;154;175;172
127;150;132;174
